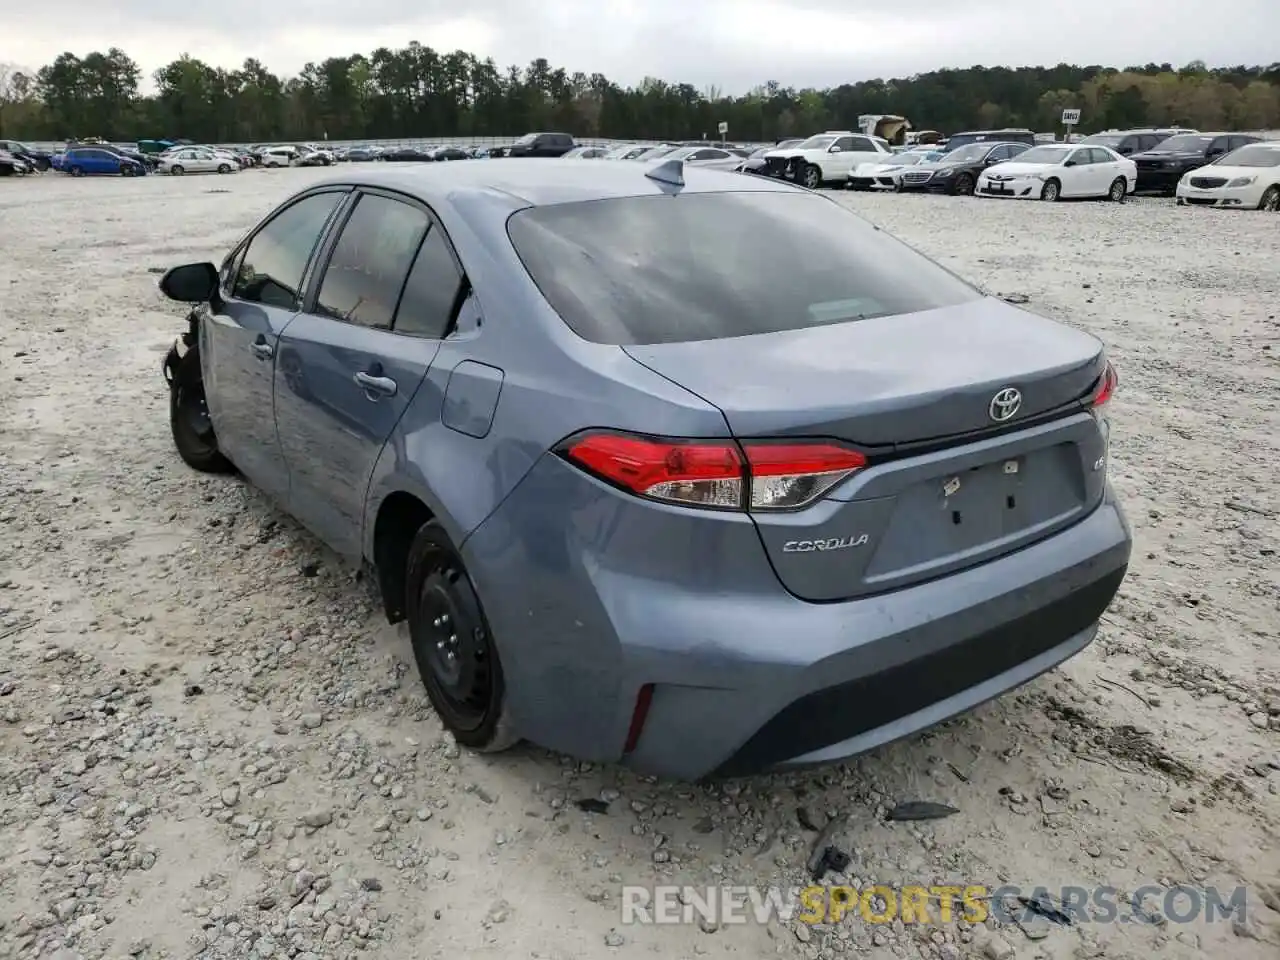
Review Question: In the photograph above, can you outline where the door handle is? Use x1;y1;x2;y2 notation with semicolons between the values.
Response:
250;340;273;360
354;371;397;397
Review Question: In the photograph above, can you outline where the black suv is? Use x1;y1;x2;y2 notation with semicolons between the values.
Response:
1077;128;1192;156
506;132;576;157
898;141;1032;195
941;128;1037;152
1129;132;1261;194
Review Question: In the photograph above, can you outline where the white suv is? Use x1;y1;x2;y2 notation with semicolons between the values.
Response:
762;131;894;189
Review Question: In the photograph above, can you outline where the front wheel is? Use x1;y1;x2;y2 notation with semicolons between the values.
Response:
1039;178;1062;202
170;164;185;176
217;163;231;174
69;165;84;177
170;350;234;473
802;164;823;190
1108;177;1127;202
405;521;517;752
952;172;975;196
1258;185;1280;212
121;165;135;177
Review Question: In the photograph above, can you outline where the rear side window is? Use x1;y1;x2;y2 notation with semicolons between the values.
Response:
233;192;344;309
394;227;465;339
507;191;983;345
315;194;430;329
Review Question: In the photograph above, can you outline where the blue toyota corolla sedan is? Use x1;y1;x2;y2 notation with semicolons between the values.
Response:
158;159;1131;780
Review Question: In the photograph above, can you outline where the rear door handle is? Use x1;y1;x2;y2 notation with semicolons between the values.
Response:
250;340;273;360
354;371;397;397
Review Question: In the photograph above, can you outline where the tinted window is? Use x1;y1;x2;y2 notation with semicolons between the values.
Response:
987;144;1014;161
507;192;983;346
850;137;876;151
394;227;465;339
233;192;344;309
1217;144;1280;167
315;194;430;329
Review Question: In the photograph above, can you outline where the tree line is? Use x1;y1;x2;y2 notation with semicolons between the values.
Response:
1;47;1278;145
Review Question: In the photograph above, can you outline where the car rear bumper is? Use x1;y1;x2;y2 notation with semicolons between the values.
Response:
463;453;1132;780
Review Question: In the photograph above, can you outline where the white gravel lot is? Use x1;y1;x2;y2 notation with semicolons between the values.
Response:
1;167;1277;960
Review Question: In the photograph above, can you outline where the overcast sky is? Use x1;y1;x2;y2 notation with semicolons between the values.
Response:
3;0;1277;92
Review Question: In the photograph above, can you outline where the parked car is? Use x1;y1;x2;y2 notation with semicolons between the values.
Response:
656;145;743;171
941;128;1037;152
0;149;32;175
898;141;1032;195
379;146;435;162
57;146;147;177
154;159;1130;780
762;131;895;189
1077;128;1196;156
1175;141;1280;210
260;146;299;168
847;152;930;190
428;146;471;162
736;140;802;175
601;144;654;160
561;146;609;159
0;140;53;171
506;132;576;157
1129;132;1262;194
345;145;383;162
630;144;681;161
976;144;1135;202
158;147;240;175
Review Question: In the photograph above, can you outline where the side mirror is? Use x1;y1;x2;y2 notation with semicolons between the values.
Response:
1118;146;1132;154
159;262;218;303
1063;159;1077;167
828;145;841;153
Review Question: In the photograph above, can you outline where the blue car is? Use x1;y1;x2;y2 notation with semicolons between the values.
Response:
58;146;147;177
157;159;1131;780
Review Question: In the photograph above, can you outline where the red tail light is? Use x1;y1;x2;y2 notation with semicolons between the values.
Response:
560;431;867;511
1091;362;1118;410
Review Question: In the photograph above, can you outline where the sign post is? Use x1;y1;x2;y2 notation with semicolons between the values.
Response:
1061;108;1081;142
717;120;728;145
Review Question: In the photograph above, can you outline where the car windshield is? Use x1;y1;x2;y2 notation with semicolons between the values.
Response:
513;133;538;146
943;144;990;163
1013;146;1073;164
1081;134;1123;147
1217;144;1280;167
506;191;983;346
794;135;838;150
748;146;774;159
1152;134;1213;152
663;147;700;160
635;146;677;160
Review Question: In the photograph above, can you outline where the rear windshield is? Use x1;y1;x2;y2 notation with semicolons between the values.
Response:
506;191;983;345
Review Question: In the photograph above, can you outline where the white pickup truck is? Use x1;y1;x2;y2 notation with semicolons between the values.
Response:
761;131;894;189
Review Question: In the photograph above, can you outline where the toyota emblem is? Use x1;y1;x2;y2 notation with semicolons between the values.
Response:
989;387;1022;422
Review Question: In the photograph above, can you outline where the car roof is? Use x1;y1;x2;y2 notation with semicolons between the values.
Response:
313;157;802;208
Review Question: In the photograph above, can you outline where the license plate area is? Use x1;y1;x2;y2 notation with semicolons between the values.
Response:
862;443;1087;583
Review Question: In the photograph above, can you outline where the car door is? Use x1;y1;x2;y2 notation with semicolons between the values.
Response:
84;149;111;174
1060;147;1093;195
273;189;459;557
201;188;350;502
1089;148;1124;193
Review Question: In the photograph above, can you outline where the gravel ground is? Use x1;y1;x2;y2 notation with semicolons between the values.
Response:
1;168;1277;960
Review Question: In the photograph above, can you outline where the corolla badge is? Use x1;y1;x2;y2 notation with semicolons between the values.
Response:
988;387;1022;422
782;534;869;553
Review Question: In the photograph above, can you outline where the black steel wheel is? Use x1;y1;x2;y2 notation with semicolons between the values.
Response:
405;521;516;751
169;349;234;473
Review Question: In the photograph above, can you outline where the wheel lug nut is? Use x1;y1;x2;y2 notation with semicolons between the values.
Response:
432;617;442;627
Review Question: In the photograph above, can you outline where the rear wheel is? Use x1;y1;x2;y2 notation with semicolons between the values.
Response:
1259;185;1280;212
170;350;234;473
121;165;135;177
405;521;516;752
802;164;823;190
1039;178;1062;202
1108;177;1126;202
217;163;231;174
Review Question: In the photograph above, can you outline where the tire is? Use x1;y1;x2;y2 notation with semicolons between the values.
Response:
171;164;185;176
404;521;517;752
1259;185;1280;212
121;165;134;177
802;163;823;190
1039;178;1062;202
170;350;234;474
217;163;231;174
1108;177;1126;202
36;158;51;172
69;165;84;177
952;172;975;196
